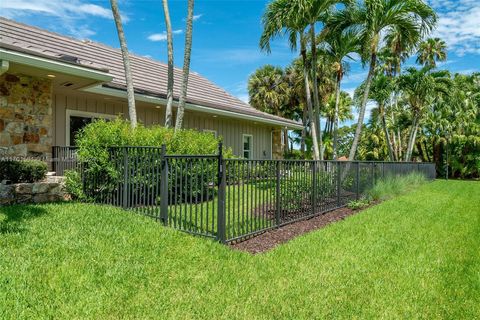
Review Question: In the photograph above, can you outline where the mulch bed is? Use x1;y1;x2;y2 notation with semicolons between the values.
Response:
230;203;375;254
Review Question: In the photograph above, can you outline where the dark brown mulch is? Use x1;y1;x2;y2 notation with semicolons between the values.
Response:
231;204;374;254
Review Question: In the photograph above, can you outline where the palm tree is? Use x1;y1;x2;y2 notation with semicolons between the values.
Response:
162;0;174;127
368;72;396;161
248;65;289;115
174;0;194;131
417;38;447;68
300;0;344;160
327;0;436;160
260;0;321;159
398;67;451;161
110;0;137;128
248;65;291;152
320;29;359;159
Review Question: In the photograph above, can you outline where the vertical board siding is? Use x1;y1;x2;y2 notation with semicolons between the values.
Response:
53;91;274;158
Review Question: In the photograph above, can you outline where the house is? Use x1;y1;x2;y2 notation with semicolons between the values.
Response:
0;17;301;160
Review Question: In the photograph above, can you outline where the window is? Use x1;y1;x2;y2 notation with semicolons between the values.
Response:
203;129;217;138
66;110;116;146
243;134;253;159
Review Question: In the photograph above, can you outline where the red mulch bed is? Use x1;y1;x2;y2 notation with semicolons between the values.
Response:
230;204;375;254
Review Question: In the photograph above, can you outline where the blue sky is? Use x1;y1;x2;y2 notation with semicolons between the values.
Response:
1;0;479;124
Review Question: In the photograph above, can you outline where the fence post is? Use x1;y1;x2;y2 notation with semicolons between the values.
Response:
336;161;341;207
356;162;360;200
122;147;129;209
216;142;226;243
275;161;281;227
160;144;169;226
312;161;317;216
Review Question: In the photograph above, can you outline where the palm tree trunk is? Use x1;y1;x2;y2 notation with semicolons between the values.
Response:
397;129;402;160
301;35;320;160
310;24;323;160
348;53;376;160
174;0;194;131
283;129;289;153
380;104;394;161
301;105;307;157
162;0;174;127
391;129;398;161
333;74;341;160
405;114;419;161
110;0;137;129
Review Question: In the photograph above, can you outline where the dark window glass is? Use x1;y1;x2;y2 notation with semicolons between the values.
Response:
70;116;92;146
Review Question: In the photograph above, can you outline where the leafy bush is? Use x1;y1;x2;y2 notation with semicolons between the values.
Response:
74;119;233;204
280;165;335;211
0;160;47;183
64;170;86;201
367;172;427;201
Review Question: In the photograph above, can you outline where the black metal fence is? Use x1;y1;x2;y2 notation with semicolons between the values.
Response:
74;144;436;243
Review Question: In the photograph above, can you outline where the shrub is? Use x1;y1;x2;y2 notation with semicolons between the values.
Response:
280;165;335;211
64;170;86;201
74;119;233;204
347;198;370;210
0;160;47;183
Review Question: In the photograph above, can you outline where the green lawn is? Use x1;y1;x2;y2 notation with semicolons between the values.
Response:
1;180;479;319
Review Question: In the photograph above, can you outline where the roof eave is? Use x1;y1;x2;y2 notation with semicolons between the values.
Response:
82;85;303;130
0;48;113;82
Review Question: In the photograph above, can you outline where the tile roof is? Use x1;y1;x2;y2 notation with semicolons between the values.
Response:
0;17;301;128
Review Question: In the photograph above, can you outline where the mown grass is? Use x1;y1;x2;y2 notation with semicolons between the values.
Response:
1;180;479;319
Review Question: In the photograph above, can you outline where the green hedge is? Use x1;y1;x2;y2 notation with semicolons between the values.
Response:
0;160;48;183
72;119;233;204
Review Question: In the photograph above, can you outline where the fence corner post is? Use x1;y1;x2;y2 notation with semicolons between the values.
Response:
216;142;226;243
160;144;169;226
275;161;281;227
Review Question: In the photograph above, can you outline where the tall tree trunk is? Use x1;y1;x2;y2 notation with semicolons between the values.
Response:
423;140;431;162
348;53;376;160
397;129;402;160
301;105;307;157
174;0;194;131
333;74;341;160
380;104;394;161
162;0;174;127
283;129;289;153
110;0;137;128
405;114;419;161
301;35;320;160
391;129;398;161
310;24;323;159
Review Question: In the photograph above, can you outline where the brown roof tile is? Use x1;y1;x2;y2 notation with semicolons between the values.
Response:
0;17;301;128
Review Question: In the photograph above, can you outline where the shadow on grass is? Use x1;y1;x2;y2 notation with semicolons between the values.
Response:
0;205;48;234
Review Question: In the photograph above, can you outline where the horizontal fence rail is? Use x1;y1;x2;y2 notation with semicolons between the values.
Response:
72;144;436;243
0;146;81;176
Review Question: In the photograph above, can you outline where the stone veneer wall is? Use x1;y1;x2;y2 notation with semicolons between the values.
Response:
0;73;53;157
0;176;67;206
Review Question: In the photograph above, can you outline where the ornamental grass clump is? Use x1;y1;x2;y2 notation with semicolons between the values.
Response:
367;172;427;201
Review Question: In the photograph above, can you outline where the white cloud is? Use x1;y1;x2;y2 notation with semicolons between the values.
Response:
342;71;368;85
0;0;129;38
236;94;249;103
147;29;183;42
428;0;480;55
183;14;203;22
